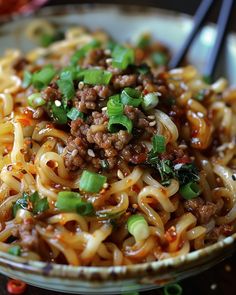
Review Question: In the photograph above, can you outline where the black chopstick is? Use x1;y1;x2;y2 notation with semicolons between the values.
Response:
203;0;234;78
168;0;215;69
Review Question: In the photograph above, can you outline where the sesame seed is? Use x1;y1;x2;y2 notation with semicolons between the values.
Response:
132;204;138;209
179;144;188;150
103;183;109;189
104;49;111;56
147;115;155;120
149;121;156;127
169;83;175;90
210;284;217;290
117;169;124;179
102;106;107;111
55;100;61;107
78;81;84;90
232;174;236;181
87;149;95;157
71;149;78;157
105;58;112;65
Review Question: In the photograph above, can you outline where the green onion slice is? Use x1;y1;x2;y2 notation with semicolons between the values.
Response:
79;170;107;193
136;33;151;48
57;70;75;101
107;95;123;117
51;102;68;124
112;45;135;70
27;93;46;108
179;182;201;200
71;39;101;65
32;66;56;90
152;52;168;66
108;115;133;133
152;134;166;154
8;245;21;256
67;108;85;121
83;69;112;85
56;191;94;216
127;214;150;242
22;70;32;88
163;284;183;295
121;88;142;107
142;92;159;110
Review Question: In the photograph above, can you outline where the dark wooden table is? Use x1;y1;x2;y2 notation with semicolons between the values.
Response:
1;0;236;294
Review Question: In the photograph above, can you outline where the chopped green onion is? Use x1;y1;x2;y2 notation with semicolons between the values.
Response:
83;69;112;85
163;284;183;295
107;95;123;117
106;40;117;51
194;89;206;101
22;70;32;88
142;92;159;110
57;70;75;101
71;39;101;65
137;64;150;75
29;192;49;215
136;33;151;48
121;88;142;107
152;135;166;154
112;45;135;70
56;191;94;216
8;245;21;256
108;115;133;133
51;102;68;124
32;66;56;90
27;93;46;108
179;182;201;200
127;214;149;242
60;66;78;80
40;31;64;47
67;108;85;121
79;170;107;193
152;52;168;66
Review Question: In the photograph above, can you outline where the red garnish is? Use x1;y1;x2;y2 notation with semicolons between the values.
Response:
132;184;140;194
7;279;27;294
173;155;191;164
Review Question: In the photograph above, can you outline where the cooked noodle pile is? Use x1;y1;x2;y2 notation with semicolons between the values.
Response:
0;21;235;266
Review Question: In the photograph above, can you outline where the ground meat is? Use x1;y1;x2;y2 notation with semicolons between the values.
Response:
13;57;29;72
14;221;39;251
42;83;61;102
93;85;113;99
112;74;137;89
206;224;234;244
184;198;217;224
75;87;98;113
82;49;106;67
121;143;148;164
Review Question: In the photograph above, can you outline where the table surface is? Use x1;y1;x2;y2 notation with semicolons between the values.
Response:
1;0;236;294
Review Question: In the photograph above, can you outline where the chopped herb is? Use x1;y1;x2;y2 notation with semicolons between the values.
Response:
57;70;75;102
203;75;212;84
106;40;117;51
152;52;168;66
67;108;85;121
51;102;68;124
137;64;150;75
112;45;135;70
101;159;109;170
83;69;112;85
40;31;64;47
152;135;166;154
136;33;151;48
8;245;21;256
71;40;101;65
22;70;32;88
32;65;56;90
12;192;49;217
193;89;206;101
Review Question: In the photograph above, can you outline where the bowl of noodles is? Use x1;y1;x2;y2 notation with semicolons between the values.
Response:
0;4;236;294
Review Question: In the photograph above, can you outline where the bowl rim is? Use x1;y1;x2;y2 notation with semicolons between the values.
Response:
1;3;236;281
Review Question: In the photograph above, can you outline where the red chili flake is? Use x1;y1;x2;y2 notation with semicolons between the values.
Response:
173;155;191;164
132;184;140;194
7;279;27;294
164;226;177;243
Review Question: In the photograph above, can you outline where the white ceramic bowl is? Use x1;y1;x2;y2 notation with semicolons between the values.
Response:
0;4;236;294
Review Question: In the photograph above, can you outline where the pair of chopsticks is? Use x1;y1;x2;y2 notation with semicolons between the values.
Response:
169;0;234;79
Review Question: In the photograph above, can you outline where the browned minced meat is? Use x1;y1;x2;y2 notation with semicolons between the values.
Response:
13;57;29;72
75;87;98;113
82;49;107;67
93;85;113;99
184;197;217;224
64;114;132;170
42;83;61;102
206;224;234;243
13;221;39;251
112;74;137;89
